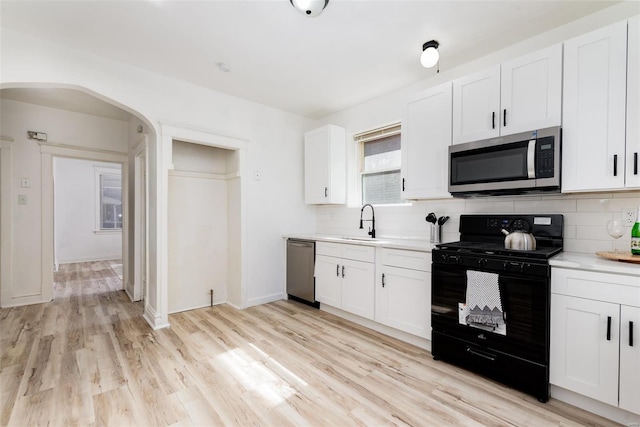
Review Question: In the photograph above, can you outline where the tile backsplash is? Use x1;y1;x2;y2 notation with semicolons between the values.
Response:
316;191;640;254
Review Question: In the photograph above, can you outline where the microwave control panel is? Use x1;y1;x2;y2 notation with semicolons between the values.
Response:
535;136;555;178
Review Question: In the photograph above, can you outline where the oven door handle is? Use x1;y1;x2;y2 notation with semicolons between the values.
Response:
466;347;497;362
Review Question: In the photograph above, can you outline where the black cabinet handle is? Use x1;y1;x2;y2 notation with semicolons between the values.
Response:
402;178;405;192
341;266;345;278
336;265;339;277
630;321;634;347
492;111;496;129
607;316;612;341
634;153;638;175
613;155;618;177
503;109;507;127
324;187;328;198
382;273;385;287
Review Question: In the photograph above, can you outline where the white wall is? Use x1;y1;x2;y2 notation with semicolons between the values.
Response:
54;157;122;264
313;4;640;255
1;28;317;323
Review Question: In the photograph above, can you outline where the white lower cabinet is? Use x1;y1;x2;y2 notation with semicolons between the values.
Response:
550;268;640;415
315;242;375;320
376;249;431;339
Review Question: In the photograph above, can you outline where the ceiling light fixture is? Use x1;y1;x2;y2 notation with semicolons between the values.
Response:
290;0;329;17
421;40;440;68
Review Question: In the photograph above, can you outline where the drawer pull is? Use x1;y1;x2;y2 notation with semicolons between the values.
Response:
630;321;634;347
607;316;612;341
466;347;496;361
342;265;345;278
382;273;385;287
336;264;339;277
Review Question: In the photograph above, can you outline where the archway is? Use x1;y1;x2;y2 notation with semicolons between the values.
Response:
0;83;158;327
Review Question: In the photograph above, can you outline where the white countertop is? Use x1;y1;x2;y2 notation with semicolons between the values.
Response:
287;235;640;276
286;234;435;252
550;252;640;277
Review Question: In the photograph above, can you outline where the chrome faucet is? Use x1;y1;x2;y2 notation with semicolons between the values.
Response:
359;203;376;238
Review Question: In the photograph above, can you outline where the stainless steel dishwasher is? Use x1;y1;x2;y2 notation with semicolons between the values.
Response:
286;239;318;307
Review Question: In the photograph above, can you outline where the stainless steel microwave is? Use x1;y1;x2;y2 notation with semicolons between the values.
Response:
448;126;561;197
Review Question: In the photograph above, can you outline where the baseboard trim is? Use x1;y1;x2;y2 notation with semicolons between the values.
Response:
143;303;169;330
550;385;640;426
245;292;284;308
319;304;431;352
58;254;122;264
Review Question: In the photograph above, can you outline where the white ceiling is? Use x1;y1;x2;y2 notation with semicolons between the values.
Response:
0;0;623;119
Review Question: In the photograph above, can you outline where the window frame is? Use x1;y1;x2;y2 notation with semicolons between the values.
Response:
94;166;123;233
356;123;406;206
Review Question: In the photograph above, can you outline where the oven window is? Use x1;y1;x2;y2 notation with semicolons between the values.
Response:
451;142;529;184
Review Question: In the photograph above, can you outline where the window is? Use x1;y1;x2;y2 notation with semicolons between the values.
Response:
95;168;122;230
356;123;402;205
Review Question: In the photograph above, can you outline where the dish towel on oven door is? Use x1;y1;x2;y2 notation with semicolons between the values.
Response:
458;270;506;336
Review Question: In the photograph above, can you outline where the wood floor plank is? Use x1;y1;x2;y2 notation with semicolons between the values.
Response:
1;261;624;427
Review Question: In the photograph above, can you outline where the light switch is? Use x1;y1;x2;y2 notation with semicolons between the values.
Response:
21;177;31;188
18;194;28;205
254;170;261;181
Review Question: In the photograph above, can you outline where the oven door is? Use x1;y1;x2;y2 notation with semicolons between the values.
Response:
431;262;549;365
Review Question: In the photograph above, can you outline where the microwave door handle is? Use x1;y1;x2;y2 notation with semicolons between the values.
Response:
527;140;536;179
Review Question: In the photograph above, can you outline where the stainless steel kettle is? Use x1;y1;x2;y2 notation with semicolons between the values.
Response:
501;228;537;251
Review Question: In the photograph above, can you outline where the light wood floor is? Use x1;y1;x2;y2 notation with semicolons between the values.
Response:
1;262;618;426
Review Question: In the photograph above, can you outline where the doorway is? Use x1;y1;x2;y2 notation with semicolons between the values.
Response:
53;157;125;297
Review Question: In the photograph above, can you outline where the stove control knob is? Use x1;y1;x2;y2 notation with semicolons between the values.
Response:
503;262;510;271
477;258;487;268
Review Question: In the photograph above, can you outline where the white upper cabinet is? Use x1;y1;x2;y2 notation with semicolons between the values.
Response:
626;16;640;189
401;82;453;200
453;44;562;144
304;124;346;204
562;20;628;192
500;44;563;135
453;65;501;144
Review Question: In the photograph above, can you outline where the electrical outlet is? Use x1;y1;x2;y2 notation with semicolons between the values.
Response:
623;208;637;226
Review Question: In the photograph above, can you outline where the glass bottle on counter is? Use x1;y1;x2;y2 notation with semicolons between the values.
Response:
632;207;640;255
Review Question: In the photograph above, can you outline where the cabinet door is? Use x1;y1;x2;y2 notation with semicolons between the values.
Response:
619;305;640;415
304;125;346;204
627;16;640;189
562;21;627;192
550;294;620;407
452;65;501;144
377;266;430;339
315;255;342;308
401;82;452;200
341;259;375;320
500;44;562;135
304;128;330;204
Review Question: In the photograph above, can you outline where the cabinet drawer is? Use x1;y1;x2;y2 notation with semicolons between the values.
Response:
316;242;343;258
316;242;374;263
381;248;431;272
551;268;640;307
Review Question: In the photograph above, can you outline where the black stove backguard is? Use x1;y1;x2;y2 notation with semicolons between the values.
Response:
431;214;563;402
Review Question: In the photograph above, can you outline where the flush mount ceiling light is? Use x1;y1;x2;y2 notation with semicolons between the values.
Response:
421;40;440;68
290;0;329;17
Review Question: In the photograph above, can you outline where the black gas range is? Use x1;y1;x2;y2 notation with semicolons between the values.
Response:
431;214;563;402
